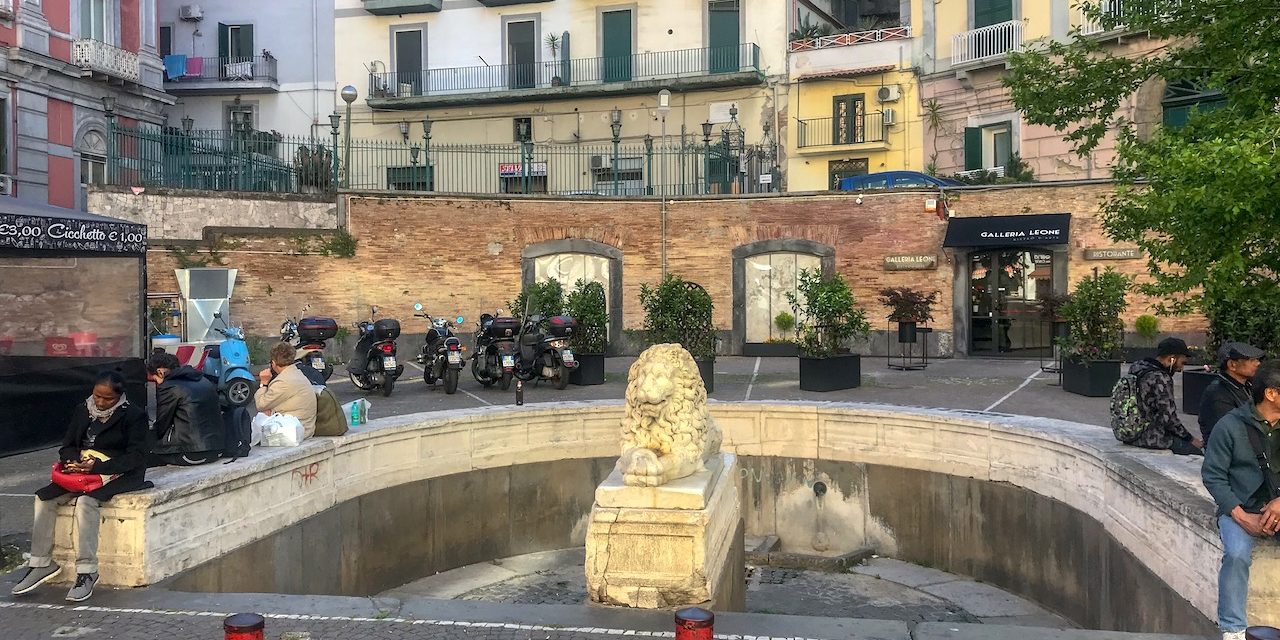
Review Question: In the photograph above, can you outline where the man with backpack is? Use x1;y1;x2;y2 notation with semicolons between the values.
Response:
1200;342;1265;444
147;352;224;466
1111;337;1203;455
1201;360;1280;640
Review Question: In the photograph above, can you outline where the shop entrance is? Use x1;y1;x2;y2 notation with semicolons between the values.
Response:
968;249;1054;357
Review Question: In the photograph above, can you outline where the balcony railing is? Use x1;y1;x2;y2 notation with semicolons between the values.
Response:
1079;0;1125;35
164;55;278;84
369;43;761;100
73;39;141;82
788;25;911;52
952;20;1024;65
797;113;886;148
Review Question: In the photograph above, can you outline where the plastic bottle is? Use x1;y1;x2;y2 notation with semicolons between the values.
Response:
516;379;524;406
350;401;360;426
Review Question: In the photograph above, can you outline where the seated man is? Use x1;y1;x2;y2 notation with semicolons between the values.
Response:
11;371;149;602
1127;337;1204;455
1202;360;1280;640
1200;342;1265;444
255;341;318;438
147;352;224;466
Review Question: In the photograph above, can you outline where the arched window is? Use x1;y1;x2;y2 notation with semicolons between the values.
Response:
731;239;835;352
521;240;623;352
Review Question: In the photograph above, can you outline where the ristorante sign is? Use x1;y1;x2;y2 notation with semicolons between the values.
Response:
0;213;147;253
942;213;1071;248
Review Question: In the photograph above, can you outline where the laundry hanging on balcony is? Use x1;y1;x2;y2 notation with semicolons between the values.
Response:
163;54;187;81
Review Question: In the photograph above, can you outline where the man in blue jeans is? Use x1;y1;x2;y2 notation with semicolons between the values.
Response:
1202;360;1280;640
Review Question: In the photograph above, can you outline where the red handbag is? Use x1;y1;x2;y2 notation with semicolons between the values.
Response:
50;450;118;494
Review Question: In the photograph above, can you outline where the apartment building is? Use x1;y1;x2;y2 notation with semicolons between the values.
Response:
0;0;169;209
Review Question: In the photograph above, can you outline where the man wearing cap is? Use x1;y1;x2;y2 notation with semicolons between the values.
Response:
1127;337;1204;455
1200;342;1265;444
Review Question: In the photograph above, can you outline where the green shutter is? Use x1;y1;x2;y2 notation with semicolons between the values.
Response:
239;24;254;59
601;10;632;83
218;23;230;60
973;0;1013;28
964;127;982;170
708;0;740;74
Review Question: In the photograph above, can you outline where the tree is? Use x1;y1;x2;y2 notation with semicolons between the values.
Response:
1003;1;1280;354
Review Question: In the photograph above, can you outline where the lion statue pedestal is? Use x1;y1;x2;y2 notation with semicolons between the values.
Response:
584;344;745;611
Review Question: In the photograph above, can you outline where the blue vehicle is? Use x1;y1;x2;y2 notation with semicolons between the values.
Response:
837;171;962;191
203;313;257;408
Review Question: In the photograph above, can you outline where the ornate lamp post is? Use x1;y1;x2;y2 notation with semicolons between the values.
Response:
340;85;358;188
701;120;713;194
102;96;116;185
422;114;432;191
610;107;622;196
518;119;533;194
328;112;341;189
657;89;671;276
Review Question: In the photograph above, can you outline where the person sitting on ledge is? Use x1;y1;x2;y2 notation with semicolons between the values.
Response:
10;371;150;602
1202;360;1280;640
1200;342;1265;445
255;341;317;439
1127;337;1204;456
147;352;223;466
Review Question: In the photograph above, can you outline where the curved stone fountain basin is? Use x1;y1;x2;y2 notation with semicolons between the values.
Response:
50;401;1240;634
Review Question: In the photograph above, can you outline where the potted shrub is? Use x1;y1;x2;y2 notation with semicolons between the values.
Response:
1058;269;1129;397
786;269;871;392
1124;314;1160;362
878;287;938;344
565;279;607;386
744;311;799;357
639;274;717;392
546;34;563;86
510;279;565;329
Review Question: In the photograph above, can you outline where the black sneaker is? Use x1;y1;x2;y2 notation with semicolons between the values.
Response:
65;572;98;602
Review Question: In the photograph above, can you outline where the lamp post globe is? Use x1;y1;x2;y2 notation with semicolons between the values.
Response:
340;85;358;104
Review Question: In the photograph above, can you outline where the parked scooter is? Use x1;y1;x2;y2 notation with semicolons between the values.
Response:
203;312;257;408
510;313;579;390
470;310;521;391
346;306;402;397
280;305;338;382
413;303;465;395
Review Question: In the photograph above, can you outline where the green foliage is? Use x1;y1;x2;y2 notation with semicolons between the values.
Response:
638;273;716;360
565;279;608;354
510;279;565;330
296;145;334;189
789;14;835;41
148;303;173;336
949;154;1035;185
1038;292;1071;321
320;230;358;258
1134;315;1160;343
1005;2;1280;347
785;269;870;358
877;287;938;323
773;311;796;335
1202;281;1280;358
1058;269;1130;361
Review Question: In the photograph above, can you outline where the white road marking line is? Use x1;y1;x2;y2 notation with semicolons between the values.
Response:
0;493;32;498
984;367;1044;412
744;357;761;401
0;602;828;640
407;359;492;405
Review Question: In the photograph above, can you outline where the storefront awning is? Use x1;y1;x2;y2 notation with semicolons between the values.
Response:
0;199;147;254
942;213;1071;248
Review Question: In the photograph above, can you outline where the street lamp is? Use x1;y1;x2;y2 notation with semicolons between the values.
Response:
656;89;671;277
518;119;532;194
701;121;713;194
329;111;342;189
340;85;358;188
610;107;622;196
422;114;433;191
398;120;410;141
102;96;116;185
181;115;194;134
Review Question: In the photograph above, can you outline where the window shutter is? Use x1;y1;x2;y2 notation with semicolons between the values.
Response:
963;127;982;170
217;23;230;60
240;24;254;59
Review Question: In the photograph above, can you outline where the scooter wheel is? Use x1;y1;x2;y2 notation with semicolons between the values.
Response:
499;372;513;391
225;379;257;407
381;377;395;397
444;368;459;395
423;363;437;385
322;363;333;381
349;372;374;391
554;363;570;390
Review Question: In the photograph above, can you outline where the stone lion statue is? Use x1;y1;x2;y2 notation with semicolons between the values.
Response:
617;344;722;487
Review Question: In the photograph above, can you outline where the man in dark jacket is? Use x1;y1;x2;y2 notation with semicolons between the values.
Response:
10;371;150;602
147;352;223;466
1128;337;1204;455
1200;342;1265;444
1201;360;1280;639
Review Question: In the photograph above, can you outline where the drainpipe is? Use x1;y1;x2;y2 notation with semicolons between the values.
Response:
312;0;319;136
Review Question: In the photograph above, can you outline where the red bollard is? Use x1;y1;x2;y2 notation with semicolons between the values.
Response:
1248;627;1280;640
675;607;714;640
223;613;265;640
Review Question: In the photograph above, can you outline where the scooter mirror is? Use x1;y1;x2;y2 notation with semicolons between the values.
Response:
372;306;379;315
414;303;423;311
456;316;465;324
214;312;222;319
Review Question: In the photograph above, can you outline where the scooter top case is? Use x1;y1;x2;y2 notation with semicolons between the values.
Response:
298;316;338;342
373;319;401;341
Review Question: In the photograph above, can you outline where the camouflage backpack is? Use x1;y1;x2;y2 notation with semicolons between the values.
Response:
1109;371;1152;443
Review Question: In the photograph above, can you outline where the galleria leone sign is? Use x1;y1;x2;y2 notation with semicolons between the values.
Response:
884;255;938;271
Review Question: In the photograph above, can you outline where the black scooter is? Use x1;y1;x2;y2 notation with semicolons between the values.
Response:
280;305;337;383
510;313;579;390
413;303;464;395
346;306;402;397
471;310;520;391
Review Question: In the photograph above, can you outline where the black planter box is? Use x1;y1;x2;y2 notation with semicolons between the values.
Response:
742;342;799;357
1062;359;1122;397
569;353;606;386
1122;347;1157;363
799;354;861;392
696;358;715;394
897;321;918;344
1182;369;1216;415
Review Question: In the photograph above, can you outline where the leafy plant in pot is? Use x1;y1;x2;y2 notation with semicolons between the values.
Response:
878;287;937;344
639;274;717;392
509;279;565;329
565;279;607;386
786;269;871;392
1125;314;1160;362
1057;268;1129;397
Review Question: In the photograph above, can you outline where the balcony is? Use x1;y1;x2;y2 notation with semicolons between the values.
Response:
72;39;140;83
476;0;554;5
796;113;887;150
951;20;1024;67
164;56;279;96
1078;0;1126;36
368;43;763;109
361;0;441;15
788;25;911;53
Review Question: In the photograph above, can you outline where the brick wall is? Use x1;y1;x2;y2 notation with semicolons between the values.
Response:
143;183;1205;352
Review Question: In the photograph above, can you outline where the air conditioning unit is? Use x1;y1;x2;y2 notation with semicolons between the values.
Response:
179;5;203;21
882;108;897;126
590;154;609;170
0;175;12;196
877;84;901;103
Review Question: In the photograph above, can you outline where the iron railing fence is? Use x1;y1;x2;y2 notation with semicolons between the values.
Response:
796;113;887;148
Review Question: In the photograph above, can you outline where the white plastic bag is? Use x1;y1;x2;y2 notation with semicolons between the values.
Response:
253;413;305;447
340;399;371;428
250;412;265;446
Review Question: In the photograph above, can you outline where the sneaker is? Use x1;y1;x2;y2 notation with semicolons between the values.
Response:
10;564;60;596
1223;631;1246;640
65;572;98;602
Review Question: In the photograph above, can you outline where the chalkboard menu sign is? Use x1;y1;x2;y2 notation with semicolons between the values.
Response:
0;213;146;254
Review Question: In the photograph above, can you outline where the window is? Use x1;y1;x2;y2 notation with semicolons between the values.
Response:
832;94;867;145
393;28;425;94
224;103;255;131
506;20;536;90
217;23;254;61
744;252;822;343
141;0;156;49
512;117;532;142
963;121;1013;171
0;99;7;175
828;158;868;190
159;25;172;57
973;0;1013;28
80;0;109;42
81;155;106;186
1162;81;1226;129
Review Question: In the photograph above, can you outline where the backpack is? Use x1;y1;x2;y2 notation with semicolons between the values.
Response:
221;405;252;461
1109;370;1152;443
313;387;348;437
